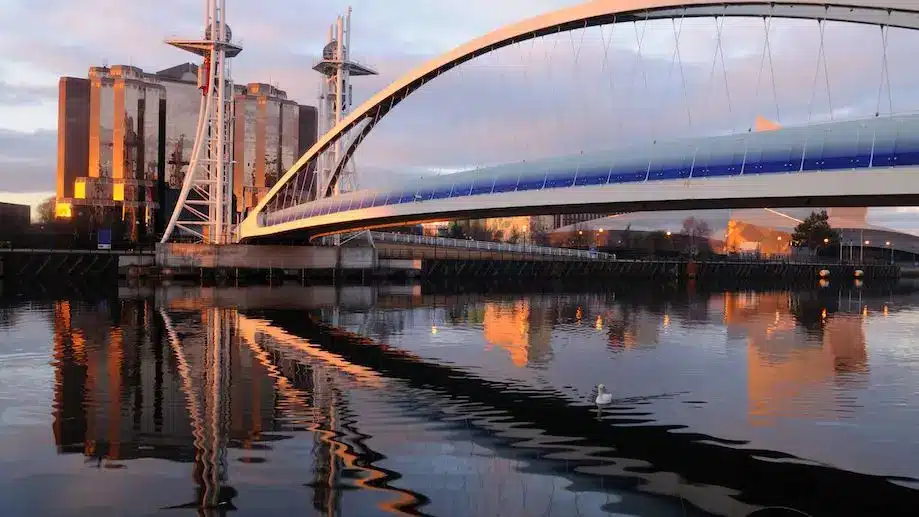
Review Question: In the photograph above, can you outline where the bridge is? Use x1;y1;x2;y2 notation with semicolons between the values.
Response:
232;0;919;243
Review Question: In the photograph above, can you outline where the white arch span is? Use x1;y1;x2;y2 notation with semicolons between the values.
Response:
238;0;919;241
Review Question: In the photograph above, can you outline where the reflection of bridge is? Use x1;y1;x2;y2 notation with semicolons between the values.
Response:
236;0;919;241
139;282;919;316
249;304;919;517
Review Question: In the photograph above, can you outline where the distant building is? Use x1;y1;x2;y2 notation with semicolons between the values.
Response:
0;202;30;240
55;63;318;242
552;213;611;230
552;207;919;259
233;83;319;214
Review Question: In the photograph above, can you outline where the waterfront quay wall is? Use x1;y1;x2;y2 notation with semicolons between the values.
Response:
0;249;126;278
1;245;900;283
421;258;899;281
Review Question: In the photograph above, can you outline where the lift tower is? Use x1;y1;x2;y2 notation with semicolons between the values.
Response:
313;7;377;198
161;0;242;244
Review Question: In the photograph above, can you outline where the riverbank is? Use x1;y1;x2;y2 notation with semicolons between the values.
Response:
421;258;898;281
1;245;900;284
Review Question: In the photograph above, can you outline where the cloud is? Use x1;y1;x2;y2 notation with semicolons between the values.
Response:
868;208;919;234
0;82;57;107
0;129;56;193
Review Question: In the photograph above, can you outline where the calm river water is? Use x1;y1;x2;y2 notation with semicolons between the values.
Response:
2;279;919;517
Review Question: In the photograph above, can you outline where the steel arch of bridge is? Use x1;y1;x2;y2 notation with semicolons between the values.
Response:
239;0;919;241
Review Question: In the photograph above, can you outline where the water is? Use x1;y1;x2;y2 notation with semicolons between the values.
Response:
2;281;919;516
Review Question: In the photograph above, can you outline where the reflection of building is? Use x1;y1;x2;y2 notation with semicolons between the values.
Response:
51;300;278;461
720;292;869;425
55;63;319;241
604;308;662;352
482;300;553;366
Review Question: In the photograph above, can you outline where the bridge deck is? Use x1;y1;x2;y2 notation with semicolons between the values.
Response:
250;114;919;239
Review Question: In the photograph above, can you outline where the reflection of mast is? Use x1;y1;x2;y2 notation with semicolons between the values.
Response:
238;315;424;515
160;308;235;512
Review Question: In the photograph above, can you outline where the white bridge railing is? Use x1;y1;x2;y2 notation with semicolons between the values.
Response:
368;231;614;260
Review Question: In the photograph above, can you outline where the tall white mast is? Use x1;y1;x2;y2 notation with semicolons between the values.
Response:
314;7;377;199
161;0;242;244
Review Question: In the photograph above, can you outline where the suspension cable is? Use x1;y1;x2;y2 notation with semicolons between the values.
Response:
807;19;825;124
876;23;894;117
752;16;769;131
635;12;651;139
672;11;692;131
570;20;588;160
715;13;733;129
764;13;781;123
820;16;834;120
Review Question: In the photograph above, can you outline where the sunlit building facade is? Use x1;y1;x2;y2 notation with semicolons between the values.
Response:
55;63;319;242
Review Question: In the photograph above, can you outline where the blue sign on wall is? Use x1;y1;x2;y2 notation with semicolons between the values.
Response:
97;229;112;250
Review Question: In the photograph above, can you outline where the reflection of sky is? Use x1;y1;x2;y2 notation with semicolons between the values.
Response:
347;290;919;482
0;305;54;429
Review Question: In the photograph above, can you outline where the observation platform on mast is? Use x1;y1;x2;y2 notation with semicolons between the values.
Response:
313;41;377;77
166;39;243;58
166;25;242;58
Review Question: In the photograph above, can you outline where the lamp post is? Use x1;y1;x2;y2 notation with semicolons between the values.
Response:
887;241;893;264
862;240;870;263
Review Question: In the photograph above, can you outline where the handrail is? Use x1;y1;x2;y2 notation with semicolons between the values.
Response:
369;231;614;260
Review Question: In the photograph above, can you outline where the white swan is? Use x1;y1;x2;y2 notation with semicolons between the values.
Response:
595;384;612;413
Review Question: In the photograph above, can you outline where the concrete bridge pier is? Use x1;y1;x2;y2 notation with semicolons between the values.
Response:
153;243;417;281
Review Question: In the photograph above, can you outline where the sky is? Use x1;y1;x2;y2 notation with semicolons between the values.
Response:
1;0;919;231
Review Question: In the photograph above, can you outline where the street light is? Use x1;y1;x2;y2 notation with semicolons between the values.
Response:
887;241;894;264
860;240;870;263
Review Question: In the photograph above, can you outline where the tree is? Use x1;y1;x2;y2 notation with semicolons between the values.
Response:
620;223;633;249
530;228;550;246
681;216;712;254
36;196;56;223
792;210;839;252
447;220;466;239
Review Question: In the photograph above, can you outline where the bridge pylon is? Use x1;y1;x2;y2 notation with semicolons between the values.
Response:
314;7;377;199
160;0;241;245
